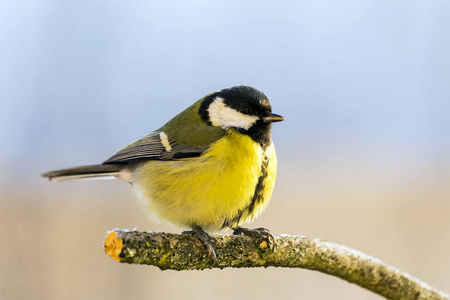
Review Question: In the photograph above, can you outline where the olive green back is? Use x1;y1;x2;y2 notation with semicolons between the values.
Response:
159;97;226;146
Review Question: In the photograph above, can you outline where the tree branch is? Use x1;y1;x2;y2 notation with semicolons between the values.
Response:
104;229;449;300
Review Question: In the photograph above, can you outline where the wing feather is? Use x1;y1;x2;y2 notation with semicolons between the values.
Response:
103;131;209;164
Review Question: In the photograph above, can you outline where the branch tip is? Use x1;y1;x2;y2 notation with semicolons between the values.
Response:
104;231;123;262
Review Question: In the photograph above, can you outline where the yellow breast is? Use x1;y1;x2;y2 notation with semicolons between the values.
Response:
134;129;277;231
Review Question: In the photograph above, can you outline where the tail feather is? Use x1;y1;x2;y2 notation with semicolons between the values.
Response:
42;164;125;182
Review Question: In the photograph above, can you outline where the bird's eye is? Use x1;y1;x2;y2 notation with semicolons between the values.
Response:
240;106;251;115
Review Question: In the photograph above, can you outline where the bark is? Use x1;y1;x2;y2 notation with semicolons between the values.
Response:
104;229;449;300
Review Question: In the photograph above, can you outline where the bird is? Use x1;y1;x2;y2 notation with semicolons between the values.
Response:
43;85;284;263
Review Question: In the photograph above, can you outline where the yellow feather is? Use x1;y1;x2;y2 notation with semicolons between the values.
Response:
134;129;277;231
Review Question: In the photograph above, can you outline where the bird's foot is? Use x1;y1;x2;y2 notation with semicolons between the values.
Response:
233;227;276;250
182;226;220;264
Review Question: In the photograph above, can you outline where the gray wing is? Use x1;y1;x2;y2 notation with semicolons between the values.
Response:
103;131;209;164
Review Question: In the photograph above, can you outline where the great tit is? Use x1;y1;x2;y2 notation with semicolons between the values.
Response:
43;85;284;262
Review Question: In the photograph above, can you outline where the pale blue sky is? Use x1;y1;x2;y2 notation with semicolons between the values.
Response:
1;0;449;177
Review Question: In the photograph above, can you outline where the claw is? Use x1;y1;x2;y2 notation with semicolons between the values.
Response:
182;226;219;264
233;227;276;250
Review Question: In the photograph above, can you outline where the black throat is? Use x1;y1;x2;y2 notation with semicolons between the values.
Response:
238;120;272;149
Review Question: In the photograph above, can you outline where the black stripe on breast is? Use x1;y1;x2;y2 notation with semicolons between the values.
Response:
245;156;269;216
221;152;269;229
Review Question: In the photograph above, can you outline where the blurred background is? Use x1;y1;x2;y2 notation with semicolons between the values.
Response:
1;1;449;299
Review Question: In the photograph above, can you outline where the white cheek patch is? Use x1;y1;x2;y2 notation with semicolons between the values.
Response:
208;97;259;130
159;132;172;152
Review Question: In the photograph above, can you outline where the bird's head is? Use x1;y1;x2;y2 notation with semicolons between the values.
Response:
199;86;284;146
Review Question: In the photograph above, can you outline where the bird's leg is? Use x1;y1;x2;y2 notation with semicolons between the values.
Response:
182;226;220;264
232;227;276;249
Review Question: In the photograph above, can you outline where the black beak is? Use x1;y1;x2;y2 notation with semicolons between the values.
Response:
263;113;285;123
